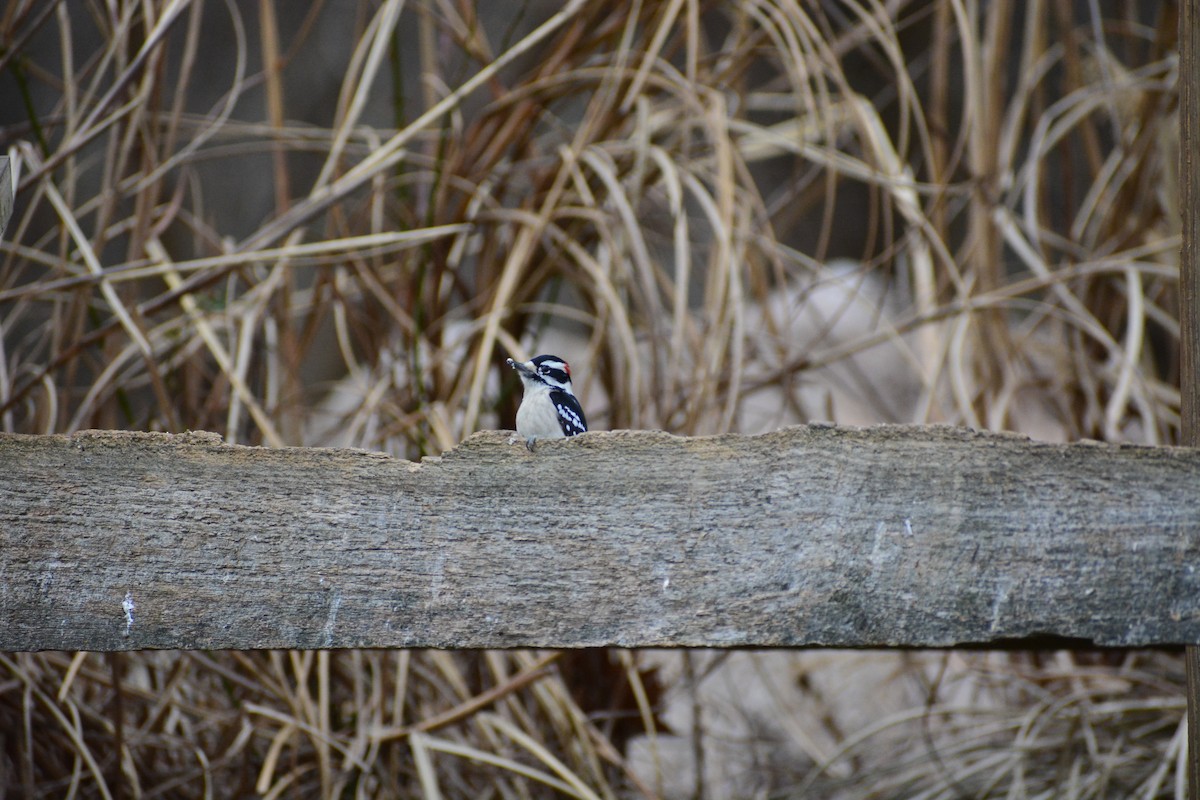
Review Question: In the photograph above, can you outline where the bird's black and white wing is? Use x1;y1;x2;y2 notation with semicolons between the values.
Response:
550;388;587;436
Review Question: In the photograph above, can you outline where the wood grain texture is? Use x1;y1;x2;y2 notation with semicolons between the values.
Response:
1;426;1198;652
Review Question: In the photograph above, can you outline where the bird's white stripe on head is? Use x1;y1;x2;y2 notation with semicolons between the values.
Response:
528;355;571;386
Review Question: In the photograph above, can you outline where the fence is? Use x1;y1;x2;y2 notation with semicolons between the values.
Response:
3;425;1197;653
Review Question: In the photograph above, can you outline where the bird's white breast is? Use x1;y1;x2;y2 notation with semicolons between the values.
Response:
516;385;567;440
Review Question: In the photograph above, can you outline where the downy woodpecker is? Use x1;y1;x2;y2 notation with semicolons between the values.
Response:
507;354;587;450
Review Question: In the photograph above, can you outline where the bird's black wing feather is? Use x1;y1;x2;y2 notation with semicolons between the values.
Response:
549;389;587;436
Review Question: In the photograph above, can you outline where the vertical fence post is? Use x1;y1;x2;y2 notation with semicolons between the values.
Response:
1180;2;1200;797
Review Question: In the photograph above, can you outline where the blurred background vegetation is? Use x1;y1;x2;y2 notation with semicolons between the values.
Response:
0;0;1188;797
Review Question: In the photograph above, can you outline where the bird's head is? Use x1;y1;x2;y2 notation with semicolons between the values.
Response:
506;354;574;393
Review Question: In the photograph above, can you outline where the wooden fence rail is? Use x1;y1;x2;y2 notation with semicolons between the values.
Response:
1;425;1197;652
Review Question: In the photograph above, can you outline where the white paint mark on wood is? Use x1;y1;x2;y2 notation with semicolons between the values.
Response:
322;591;342;648
122;591;135;636
989;579;1011;633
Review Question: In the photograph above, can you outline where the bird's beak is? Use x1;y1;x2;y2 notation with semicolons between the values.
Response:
506;357;534;378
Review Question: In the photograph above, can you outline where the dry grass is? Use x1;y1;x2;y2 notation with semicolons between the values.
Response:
0;0;1187;797
0;648;658;797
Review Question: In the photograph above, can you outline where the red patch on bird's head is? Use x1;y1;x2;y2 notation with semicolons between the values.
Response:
563;362;571;377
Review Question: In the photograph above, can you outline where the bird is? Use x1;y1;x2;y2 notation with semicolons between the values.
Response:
506;354;587;450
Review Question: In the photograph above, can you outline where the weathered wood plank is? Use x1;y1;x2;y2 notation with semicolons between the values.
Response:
0;426;1197;651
